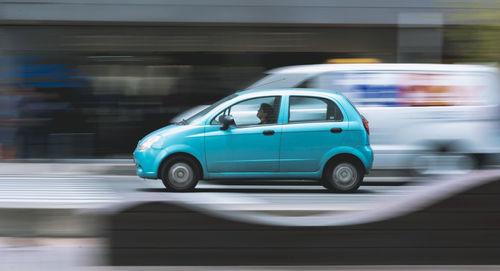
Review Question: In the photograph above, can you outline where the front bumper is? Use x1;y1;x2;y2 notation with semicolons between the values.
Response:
133;148;160;179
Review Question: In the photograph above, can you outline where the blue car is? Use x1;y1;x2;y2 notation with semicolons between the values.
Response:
133;88;373;192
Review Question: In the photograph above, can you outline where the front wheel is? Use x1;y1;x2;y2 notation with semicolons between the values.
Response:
322;161;364;193
160;156;200;192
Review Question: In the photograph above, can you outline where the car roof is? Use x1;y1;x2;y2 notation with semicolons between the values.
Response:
268;63;499;74
236;88;344;98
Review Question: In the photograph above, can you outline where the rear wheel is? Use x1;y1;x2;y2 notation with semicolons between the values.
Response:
160;155;200;192
322;160;364;193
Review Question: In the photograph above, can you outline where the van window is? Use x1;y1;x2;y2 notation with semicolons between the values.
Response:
246;73;311;89
289;96;343;123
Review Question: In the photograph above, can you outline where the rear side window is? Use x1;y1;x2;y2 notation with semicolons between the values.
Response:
289;96;343;123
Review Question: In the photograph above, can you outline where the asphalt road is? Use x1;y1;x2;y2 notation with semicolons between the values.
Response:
0;172;497;270
0;174;421;212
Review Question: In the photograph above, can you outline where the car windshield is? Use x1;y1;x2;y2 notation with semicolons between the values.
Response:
184;94;238;124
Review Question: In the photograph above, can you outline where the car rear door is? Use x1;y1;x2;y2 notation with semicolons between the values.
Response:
280;95;347;173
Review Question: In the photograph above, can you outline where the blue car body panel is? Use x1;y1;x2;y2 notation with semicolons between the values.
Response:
134;125;205;179
133;88;373;180
204;124;282;172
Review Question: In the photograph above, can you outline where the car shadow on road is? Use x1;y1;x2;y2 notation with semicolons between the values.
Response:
137;188;375;194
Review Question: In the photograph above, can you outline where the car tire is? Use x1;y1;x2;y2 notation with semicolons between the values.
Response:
322;160;364;193
160;155;200;192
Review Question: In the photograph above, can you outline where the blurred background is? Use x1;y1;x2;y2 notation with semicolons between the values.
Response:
0;1;500;270
0;0;498;160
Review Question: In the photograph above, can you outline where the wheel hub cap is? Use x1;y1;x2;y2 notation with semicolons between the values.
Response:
169;163;192;184
333;163;357;189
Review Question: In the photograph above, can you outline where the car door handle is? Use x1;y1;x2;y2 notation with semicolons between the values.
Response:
263;130;275;136
330;128;343;133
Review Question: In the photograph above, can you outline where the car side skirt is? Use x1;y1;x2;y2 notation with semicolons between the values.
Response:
206;172;321;180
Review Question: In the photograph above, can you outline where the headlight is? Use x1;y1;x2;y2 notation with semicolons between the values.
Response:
138;135;161;151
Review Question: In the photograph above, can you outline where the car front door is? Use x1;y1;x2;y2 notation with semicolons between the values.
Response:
280;95;348;172
205;96;283;172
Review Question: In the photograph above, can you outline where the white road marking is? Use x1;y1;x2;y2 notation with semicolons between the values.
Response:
0;177;118;204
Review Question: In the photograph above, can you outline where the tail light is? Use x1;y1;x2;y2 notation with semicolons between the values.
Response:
362;116;370;134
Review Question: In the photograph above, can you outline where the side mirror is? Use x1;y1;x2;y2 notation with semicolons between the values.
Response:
219;115;235;130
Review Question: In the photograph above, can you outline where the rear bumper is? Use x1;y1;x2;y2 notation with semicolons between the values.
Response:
361;145;374;173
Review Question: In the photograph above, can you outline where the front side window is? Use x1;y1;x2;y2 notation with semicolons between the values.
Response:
289;96;343;123
212;96;281;126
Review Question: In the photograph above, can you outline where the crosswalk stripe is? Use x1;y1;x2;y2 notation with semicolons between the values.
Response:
0;185;113;188
0;196;116;199
0;177;96;180
0;199;117;202
0;177;118;204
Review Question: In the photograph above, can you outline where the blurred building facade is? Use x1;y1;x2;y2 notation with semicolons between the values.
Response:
0;0;498;158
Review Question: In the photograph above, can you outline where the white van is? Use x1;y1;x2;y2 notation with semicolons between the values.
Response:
248;64;500;174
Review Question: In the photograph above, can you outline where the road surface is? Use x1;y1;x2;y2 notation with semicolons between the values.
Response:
0;174;419;212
